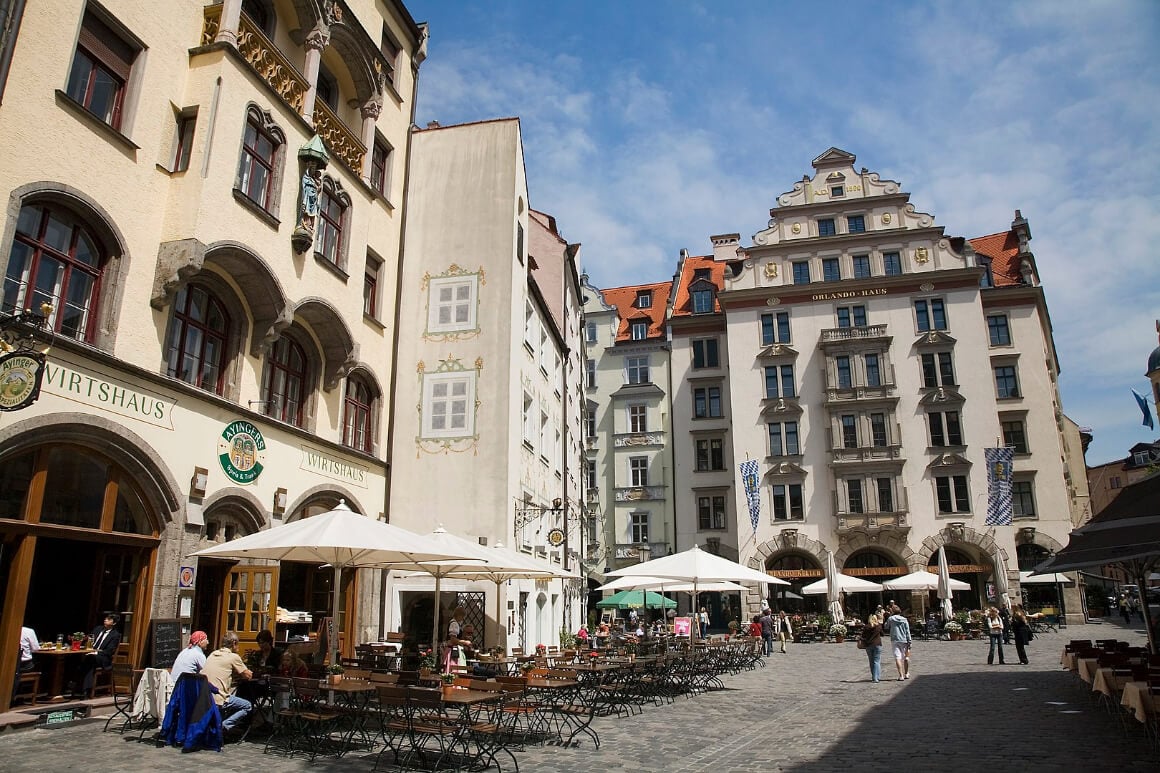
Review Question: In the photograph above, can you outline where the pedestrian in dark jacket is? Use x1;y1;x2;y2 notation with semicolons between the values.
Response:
1011;604;1032;665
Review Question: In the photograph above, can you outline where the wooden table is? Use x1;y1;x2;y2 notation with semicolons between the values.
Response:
1120;681;1156;724
33;648;95;699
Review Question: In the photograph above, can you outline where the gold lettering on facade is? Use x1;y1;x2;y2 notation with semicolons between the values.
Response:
809;287;889;302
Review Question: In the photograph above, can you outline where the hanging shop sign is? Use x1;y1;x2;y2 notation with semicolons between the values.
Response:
0;351;46;411
217;420;267;484
547;528;566;547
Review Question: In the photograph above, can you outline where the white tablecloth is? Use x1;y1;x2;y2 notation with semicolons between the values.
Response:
132;668;173;723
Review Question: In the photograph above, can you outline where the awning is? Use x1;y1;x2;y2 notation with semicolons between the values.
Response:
1019;571;1074;586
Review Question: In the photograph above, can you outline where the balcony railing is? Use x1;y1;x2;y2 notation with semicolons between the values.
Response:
613;542;671;561
614;486;666;502
203;5;309;114
613;431;665;448
313;99;366;174
833;487;910;531
819;324;891;346
585;488;600;504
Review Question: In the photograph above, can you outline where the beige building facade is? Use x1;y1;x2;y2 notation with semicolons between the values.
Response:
0;0;423;707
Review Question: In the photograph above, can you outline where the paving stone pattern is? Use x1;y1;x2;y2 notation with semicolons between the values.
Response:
0;620;1155;772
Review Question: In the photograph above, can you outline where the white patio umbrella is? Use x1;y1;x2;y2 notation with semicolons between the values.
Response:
598;575;746;594
992;552;1011;609
882;569;970;592
800;574;884;595
606;544;787;640
825;551;844;624
191;501;469;667
937;546;954;622
424;543;569;650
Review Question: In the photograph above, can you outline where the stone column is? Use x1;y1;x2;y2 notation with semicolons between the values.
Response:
300;25;329;121
359;100;382;181
214;0;243;45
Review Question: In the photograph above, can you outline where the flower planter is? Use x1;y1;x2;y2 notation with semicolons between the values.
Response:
834;636;845;644
327;674;343;685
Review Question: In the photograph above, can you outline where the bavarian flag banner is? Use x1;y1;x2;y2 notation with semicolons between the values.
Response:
984;447;1014;526
739;458;761;532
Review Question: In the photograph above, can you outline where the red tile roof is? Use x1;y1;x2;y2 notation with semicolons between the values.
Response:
969;231;1023;287
670;255;723;317
601;281;672;342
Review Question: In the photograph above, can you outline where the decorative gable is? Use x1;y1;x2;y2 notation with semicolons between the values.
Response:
757;343;799;360
764;461;807;477
927;452;971;469
919;386;965;406
812;147;857;168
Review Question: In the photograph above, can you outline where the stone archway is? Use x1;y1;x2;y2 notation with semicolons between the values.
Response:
835;529;912;568
748;530;828;616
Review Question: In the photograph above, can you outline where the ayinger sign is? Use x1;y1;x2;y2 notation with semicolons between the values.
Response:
0;351;47;411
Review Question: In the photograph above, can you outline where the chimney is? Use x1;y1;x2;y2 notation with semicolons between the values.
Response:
710;233;740;262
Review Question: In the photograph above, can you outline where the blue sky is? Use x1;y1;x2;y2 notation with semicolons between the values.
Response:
409;0;1160;466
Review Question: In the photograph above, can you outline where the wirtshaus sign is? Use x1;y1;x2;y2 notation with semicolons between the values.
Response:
217;420;267;484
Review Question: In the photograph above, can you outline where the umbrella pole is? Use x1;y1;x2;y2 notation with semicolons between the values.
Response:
331;565;342;667
495;579;503;653
432;573;443;656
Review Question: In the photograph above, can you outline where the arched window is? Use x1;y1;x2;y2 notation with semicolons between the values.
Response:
1016;543;1050;571
263;335;308;427
165;283;230;394
316;176;350;268
342;375;375;453
2;203;105;340
236;106;285;214
240;0;274;37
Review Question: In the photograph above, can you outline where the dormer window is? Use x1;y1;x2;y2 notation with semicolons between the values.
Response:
979;257;994;288
694;268;711;281
635;290;652;308
630;320;648;340
692;288;714;314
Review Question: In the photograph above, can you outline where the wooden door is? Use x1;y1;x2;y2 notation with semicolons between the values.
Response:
220;565;278;655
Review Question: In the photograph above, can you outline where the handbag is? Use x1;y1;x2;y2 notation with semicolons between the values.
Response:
856;638;866;649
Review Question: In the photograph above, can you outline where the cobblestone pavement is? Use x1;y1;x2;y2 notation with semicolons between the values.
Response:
0;620;1155;772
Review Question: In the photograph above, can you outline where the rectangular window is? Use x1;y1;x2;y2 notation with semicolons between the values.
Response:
852;255;871;279
636;290;652;308
773;483;804;520
370;137;391;196
585;410;596;439
836;356;852;389
692;338;720;368
847;479;864;513
846;214;866;233
818;218;836;236
871;413;887;446
317;185;345;266
67;11;137;130
935;475;970;514
379;24;400;83
1013;481;1036;518
586;460;597;490
764;365;795;399
586;358;596;388
841;414;858;448
865;354;881;387
883;251;902;276
631;320;648;340
988;314;1011;346
822;258;840;282
792;261;811;285
172;111;196;172
628;404;647;433
631;512;649;544
626;355;649;384
586;321;597;343
692;289;714;313
915;298;947;332
830;185;844;198
630;457;648;487
928;411;962;446
994;365;1020;398
921;352;956;387
698;496;727;530
1002;420;1028;453
877;478;894;512
836;305;867;329
422;372;475;438
695;438;725;471
761;311;791;345
768;421;800;456
693;386;722;418
363;254;382;318
516;222;524;264
428;276;478;333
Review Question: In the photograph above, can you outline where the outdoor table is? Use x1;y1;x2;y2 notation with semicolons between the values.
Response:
1077;658;1100;684
32;647;96;699
439;687;508;769
1091;667;1132;699
523;677;597;747
1060;650;1079;671
1120;681;1156;724
323;679;377;756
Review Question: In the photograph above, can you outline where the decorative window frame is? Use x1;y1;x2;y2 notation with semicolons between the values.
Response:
233;104;286;222
314;174;351;273
422;264;485;341
416;354;483;455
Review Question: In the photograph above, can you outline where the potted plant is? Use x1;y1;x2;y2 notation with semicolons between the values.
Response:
943;621;964;641
326;663;344;685
70;631;86;651
534;643;547;657
418;651;436;677
829;623;848;643
519;660;537;675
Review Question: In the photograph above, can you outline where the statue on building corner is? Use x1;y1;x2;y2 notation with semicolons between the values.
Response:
292;135;330;254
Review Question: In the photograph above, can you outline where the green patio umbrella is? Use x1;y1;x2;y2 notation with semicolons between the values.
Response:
595;589;676;610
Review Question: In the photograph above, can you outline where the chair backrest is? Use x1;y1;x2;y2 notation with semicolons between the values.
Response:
386;631;406;644
406;687;444;710
546;668;577;680
344;668;372;680
495;675;527;687
510;647;525;656
396;670;420;686
111;663;136;695
369;672;399;685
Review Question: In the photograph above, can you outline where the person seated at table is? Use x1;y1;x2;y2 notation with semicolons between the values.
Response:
13;623;39;702
171;630;210;677
251;629;283;676
203;631;253;739
277;650;309;678
595;622;611;647
576;624;590;647
75;612;121;697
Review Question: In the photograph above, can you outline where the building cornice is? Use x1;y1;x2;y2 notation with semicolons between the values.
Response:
718;268;984;310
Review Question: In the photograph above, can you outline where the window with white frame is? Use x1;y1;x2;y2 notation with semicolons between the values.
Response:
630;511;649;543
626;355;649;384
920;352;955;387
586;320;597;343
935;475;970;514
994;364;1020;399
988;314;1012;346
422;372;475;438
1013;480;1037;518
521;392;534;445
698;495;727;530
585;409;596;439
761;311;791;345
772;483;804;520
636;290;652;308
629;457;649;487
768;421;800;456
586;460;597;490
628;404;647;433
586;358;596;388
630;319;648;340
539;410;549;458
427;275;478;333
691;288;714;313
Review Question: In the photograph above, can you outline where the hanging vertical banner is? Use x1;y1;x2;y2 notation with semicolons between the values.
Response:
984;447;1014;526
739;458;761;532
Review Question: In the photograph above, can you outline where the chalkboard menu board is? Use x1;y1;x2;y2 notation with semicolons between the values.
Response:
148;619;182;669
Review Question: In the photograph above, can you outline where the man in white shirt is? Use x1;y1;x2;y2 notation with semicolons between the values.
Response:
170;630;210;677
14;625;39;699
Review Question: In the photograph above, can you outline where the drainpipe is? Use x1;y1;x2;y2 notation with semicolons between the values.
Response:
0;0;27;106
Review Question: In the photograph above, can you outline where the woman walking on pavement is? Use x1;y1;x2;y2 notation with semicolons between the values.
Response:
986;606;1006;664
886;605;912;680
1010;604;1031;665
860;612;884;682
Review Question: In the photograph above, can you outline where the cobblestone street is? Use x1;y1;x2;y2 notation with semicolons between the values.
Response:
0;621;1154;772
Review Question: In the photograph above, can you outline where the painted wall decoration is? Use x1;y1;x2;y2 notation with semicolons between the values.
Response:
415;354;484;456
420;264;486;342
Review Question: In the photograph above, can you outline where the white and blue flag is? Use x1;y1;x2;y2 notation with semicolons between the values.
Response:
984;447;1014;526
739;458;761;532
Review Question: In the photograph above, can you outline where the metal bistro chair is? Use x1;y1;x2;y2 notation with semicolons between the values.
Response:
103;663;142;733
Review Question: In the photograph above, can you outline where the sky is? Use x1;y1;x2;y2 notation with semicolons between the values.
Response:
408;0;1160;466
